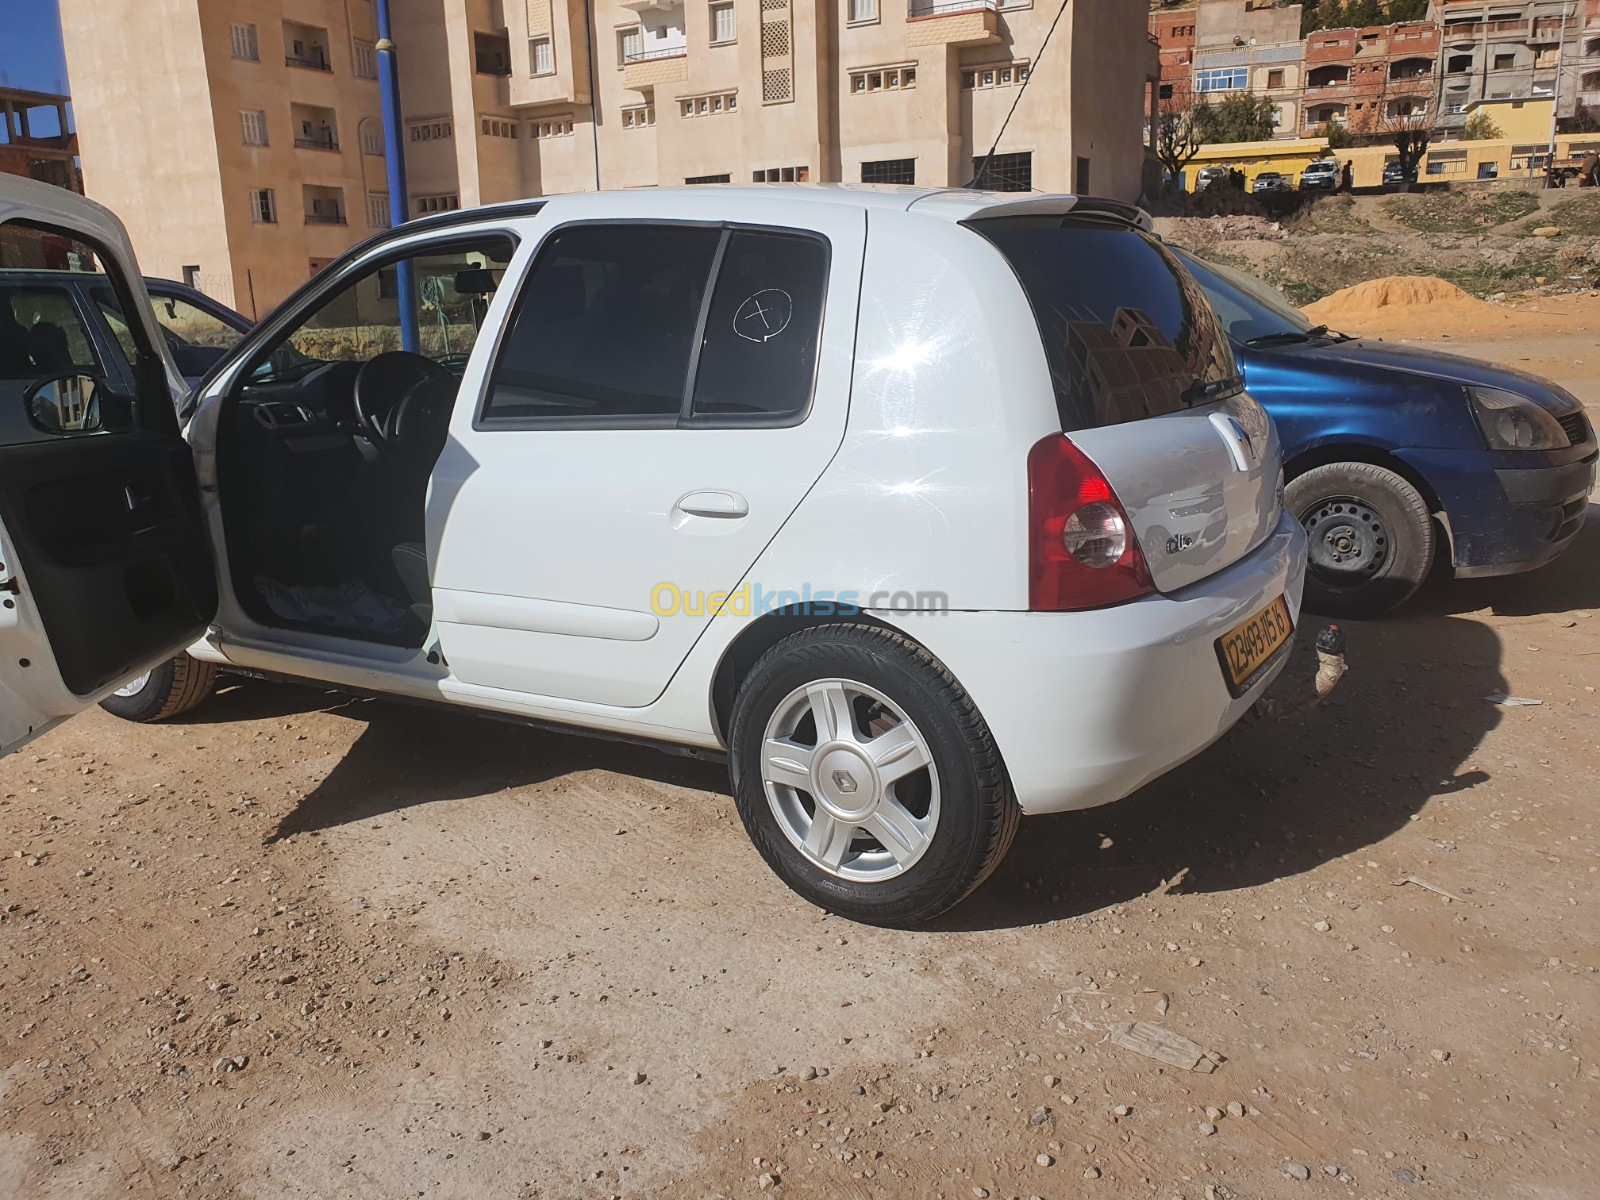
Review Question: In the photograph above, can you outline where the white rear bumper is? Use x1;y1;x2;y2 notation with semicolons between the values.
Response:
881;513;1307;815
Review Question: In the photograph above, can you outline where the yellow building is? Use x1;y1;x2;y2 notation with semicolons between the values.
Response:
62;0;1162;317
1186;137;1333;190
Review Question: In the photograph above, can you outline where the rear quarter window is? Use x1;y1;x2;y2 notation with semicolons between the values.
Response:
968;216;1238;432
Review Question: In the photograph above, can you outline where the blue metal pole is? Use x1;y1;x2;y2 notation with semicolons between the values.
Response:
375;0;419;353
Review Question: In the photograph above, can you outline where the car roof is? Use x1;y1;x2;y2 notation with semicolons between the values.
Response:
435;183;1151;230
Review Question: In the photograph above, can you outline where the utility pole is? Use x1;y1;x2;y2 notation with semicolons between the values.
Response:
1545;0;1573;187
375;0;419;352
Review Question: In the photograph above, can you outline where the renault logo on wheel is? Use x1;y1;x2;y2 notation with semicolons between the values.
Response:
831;769;859;794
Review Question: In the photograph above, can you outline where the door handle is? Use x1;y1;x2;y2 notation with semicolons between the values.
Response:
674;490;749;519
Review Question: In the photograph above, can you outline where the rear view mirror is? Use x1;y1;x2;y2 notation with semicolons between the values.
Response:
22;372;112;435
454;268;498;296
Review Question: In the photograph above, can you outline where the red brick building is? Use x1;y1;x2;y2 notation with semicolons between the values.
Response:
0;89;81;194
1150;4;1198;98
1302;22;1441;136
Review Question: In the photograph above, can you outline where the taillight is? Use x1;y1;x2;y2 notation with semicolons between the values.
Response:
1027;434;1154;611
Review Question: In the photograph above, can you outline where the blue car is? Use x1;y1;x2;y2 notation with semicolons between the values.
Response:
1175;251;1597;617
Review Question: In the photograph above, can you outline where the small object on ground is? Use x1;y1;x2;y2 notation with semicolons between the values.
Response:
1485;693;1541;706
1112;1104;1131;1117
1198;1121;1217;1136
758;1173;779;1191
629;1069;646;1085
1532;226;1564;238
1043;1073;1059;1087
800;1066;817;1081
1313;919;1331;932
1393;876;1467;904
1393;1167;1420;1184
1029;1107;1051;1126
1286;1162;1312;1181
1155;993;1170;1015
1035;1153;1054;1166
1106;1022;1221;1072
1083;1165;1101;1180
1226;1100;1246;1118
1205;1106;1223;1121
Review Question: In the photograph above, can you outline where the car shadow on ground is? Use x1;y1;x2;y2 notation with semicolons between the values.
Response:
258;699;728;844
236;595;1509;931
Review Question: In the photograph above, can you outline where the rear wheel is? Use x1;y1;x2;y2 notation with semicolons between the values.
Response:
1289;462;1435;619
729;624;1020;927
98;654;218;723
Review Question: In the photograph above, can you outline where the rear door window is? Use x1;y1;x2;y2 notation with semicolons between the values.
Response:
969;216;1239;431
689;229;827;423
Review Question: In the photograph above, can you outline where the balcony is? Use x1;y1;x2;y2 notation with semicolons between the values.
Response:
291;104;339;151
303;184;346;225
284;21;333;71
623;44;688;89
906;0;999;49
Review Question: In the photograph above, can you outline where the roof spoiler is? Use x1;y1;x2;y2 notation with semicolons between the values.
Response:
910;190;1152;232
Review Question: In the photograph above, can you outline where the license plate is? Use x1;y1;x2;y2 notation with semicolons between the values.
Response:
1215;595;1293;696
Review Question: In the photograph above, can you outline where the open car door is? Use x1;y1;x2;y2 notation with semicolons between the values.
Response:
0;177;216;756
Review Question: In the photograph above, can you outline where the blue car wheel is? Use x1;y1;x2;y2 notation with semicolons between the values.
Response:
1287;462;1436;618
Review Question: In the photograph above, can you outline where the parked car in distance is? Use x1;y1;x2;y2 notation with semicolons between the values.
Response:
1300;160;1341;191
1195;165;1231;192
1382;161;1413;189
1;267;250;444
1252;172;1292;194
1;176;1308;925
1174;249;1596;617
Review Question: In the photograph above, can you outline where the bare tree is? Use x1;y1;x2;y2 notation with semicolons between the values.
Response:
1155;85;1210;193
1352;73;1436;188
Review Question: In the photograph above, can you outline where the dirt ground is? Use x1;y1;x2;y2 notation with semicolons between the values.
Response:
3;333;1599;1200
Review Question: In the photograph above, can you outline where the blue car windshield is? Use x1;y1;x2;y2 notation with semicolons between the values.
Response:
1174;250;1314;344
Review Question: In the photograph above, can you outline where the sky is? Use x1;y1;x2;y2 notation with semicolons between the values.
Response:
0;0;70;97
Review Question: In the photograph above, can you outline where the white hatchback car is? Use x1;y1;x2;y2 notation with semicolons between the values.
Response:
0;176;1305;925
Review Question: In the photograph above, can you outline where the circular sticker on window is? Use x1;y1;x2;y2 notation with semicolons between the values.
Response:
733;289;793;343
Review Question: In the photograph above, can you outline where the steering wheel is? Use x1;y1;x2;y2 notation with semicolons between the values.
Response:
353;351;454;451
387;373;460;472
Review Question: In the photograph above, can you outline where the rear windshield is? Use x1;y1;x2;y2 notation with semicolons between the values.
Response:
970;216;1238;431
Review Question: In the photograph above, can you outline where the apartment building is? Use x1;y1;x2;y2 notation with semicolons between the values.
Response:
60;0;387;316
1149;4;1198;96
1302;21;1441;135
1191;0;1305;136
1585;0;1600;112
1431;0;1585;132
61;1;1158;317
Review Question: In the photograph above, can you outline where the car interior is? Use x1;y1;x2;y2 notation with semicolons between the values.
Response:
215;235;516;648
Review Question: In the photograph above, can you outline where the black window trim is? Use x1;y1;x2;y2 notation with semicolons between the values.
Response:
473;216;833;434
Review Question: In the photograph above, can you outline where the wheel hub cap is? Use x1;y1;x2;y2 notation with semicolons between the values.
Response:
1303;498;1390;583
759;678;940;883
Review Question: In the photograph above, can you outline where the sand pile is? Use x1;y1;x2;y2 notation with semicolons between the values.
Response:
1301;275;1588;339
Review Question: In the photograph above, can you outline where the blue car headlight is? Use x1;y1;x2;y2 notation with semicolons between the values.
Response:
1467;386;1568;451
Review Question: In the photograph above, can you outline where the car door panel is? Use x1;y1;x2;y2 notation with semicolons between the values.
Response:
0;183;216;757
431;200;864;709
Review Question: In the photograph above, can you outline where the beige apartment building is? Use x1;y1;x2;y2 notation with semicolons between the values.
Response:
63;1;1158;316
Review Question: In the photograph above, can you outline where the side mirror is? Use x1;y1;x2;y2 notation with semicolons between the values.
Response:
22;372;113;435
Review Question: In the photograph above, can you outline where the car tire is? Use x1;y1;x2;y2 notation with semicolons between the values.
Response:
728;623;1020;927
1288;462;1435;619
98;654;218;723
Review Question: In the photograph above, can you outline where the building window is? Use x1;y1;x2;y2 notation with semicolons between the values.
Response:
618;27;642;66
354;40;378;79
361;125;385;156
1196;66;1248;92
848;0;879;22
1266;68;1285;88
475;31;512;76
861;158;914;185
415;194;461;215
961;61;1028;89
710;2;736;44
621;105;656;129
529;116;575;139
230;23;259;61
240;109;269;147
481;116;519;139
971;151;1032;192
250;188;277;224
1493;52;1516;70
752;165;810;182
850;65;916;93
531;36;555;75
367;191;390;229
685;173;731;184
304;186;346;224
1074;156;1091;195
409;120;454;142
680;91;738;118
